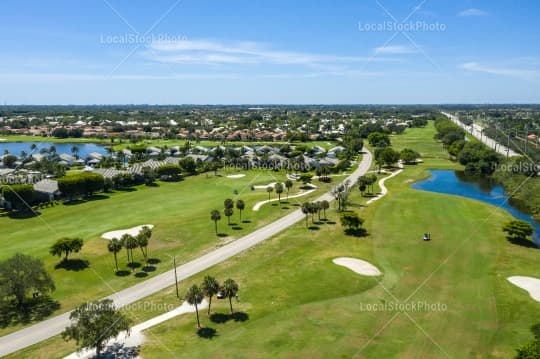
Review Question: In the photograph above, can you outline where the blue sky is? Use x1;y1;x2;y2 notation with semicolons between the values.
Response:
0;0;539;104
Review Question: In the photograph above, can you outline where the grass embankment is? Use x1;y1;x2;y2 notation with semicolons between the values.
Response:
7;122;540;358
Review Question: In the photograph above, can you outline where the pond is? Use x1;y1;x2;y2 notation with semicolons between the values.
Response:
413;169;539;246
0;142;108;158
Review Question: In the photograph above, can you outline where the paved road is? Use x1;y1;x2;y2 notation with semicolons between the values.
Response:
0;150;372;357
441;111;520;157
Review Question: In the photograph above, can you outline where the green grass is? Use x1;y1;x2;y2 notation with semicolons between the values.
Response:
0;168;334;336
6;123;540;358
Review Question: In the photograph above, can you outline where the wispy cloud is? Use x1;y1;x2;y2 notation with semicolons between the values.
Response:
145;39;393;67
373;45;417;55
461;62;540;79
458;8;488;17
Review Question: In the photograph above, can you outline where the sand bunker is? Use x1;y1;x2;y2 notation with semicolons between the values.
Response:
333;257;382;276
102;225;154;240
507;276;540;302
226;174;246;178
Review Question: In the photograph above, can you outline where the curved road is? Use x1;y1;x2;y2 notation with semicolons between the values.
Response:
0;150;372;357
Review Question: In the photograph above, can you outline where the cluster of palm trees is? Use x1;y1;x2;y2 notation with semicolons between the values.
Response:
211;199;246;234
185;276;240;328
266;180;294;203
301;200;330;227
107;226;152;272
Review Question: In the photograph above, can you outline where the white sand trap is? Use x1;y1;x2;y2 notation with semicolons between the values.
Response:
333;257;382;276
64;300;208;359
253;181;279;189
226;174;246;178
507;276;540;302
252;188;317;211
102;224;154;240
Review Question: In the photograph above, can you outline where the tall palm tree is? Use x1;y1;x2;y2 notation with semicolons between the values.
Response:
236;199;245;222
284;179;293;199
121;234;137;264
107;238;123;271
211;210;221;235
224;198;234;209
266;186;273;201
321;200;330;220
224;207;233;225
201;276;220;315
185;285;204;328
301;202;310;227
222;278;239;314
275;182;284;204
137;226;152;261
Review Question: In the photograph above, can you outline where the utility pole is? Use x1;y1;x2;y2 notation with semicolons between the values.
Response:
173;256;179;299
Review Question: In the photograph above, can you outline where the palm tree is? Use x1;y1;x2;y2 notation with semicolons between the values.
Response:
224;207;234;225
301;202;310;227
201;276;220;315
107;238;123;271
121;234;137;265
236;199;245;222
315;201;322;221
211;210;221;235
321;200;330;220
222;278;239;314
137;226;152;261
275;182;284;204
266;186;273;201
185;285;204;328
224;198;234;209
285;179;293;199
309;202;317;223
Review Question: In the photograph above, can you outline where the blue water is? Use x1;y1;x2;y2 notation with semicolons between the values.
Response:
413;170;540;246
0;142;107;158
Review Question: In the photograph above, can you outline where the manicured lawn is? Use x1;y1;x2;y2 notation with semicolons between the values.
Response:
0;168;335;336
6;123;539;358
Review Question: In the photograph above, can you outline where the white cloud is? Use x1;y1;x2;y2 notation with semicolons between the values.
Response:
146;39;392;67
373;45;417;55
458;8;488;17
461;62;540;79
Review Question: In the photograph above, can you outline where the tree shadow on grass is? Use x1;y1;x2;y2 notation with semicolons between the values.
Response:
0;296;60;328
326;221;337;225
210;312;249;324
63;194;109;206
242;220;251;224
231;312;249;322
127;262;142;269
116;187;137;192
54;259;89;271
115;270;131;277
281;206;290;210
147;258;161;265
135;271;148;278
197;327;218;339
308;226;320;231
232;226;243;230
7;210;40;219
217;233;228;238
292;203;300;207
142;265;156;272
507;236;538;249
344;228;368;237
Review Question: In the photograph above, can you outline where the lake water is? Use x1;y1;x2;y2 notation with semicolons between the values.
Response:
413;170;540;246
0;141;107;158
